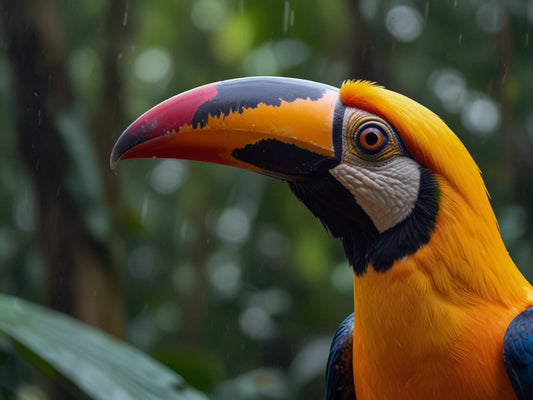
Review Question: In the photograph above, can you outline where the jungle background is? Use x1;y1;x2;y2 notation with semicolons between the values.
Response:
1;0;532;399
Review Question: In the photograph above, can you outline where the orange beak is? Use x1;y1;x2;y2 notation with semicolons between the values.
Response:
111;77;344;181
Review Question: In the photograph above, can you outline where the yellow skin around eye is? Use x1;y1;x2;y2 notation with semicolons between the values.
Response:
346;113;404;165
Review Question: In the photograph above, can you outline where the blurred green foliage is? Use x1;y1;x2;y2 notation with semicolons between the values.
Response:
1;0;533;399
0;294;208;400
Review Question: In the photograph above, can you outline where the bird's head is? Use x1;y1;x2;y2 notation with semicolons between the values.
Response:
111;77;500;279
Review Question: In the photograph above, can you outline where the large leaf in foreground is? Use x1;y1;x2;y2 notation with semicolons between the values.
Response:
0;293;207;400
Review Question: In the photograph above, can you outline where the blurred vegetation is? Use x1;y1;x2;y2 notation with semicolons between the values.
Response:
1;0;532;399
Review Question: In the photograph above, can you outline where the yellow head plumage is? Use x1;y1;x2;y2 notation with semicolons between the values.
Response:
340;80;491;222
340;80;530;305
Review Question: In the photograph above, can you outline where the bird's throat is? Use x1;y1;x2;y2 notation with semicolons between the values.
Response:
290;166;439;276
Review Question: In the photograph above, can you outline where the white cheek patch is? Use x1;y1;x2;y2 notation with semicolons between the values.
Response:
329;158;421;233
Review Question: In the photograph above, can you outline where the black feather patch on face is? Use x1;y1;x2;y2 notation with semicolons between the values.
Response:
289;166;439;275
232;139;339;180
289;175;379;275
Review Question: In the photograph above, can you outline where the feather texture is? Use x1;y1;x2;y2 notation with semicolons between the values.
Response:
326;313;356;400
504;305;533;400
338;80;533;399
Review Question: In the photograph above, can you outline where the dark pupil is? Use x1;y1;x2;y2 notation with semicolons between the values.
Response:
364;131;379;146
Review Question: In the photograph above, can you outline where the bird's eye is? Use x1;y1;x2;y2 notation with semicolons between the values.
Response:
355;123;389;155
346;114;403;164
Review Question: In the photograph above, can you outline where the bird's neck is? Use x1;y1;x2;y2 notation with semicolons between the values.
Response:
351;176;533;374
351;260;527;399
354;175;532;307
411;176;531;306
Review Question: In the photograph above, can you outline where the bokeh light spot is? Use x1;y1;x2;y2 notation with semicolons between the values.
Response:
429;69;467;113
190;0;227;32
385;5;423;42
172;263;199;294
499;205;528;245
461;93;501;137
208;262;241;298
243;39;309;76
154;302;183;333
216;207;251;244
150;160;187;195
239;306;276;340
127;245;159;280
134;47;173;84
330;262;353;293
257;227;289;259
476;3;506;34
248;288;292;315
212;14;254;63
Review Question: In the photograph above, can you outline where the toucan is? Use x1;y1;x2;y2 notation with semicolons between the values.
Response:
111;77;533;400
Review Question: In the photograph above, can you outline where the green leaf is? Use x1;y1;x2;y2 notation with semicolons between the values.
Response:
0;293;208;400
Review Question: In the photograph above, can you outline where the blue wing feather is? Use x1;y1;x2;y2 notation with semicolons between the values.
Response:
326;313;356;400
503;305;533;400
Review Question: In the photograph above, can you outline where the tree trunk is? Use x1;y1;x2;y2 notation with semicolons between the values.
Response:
2;0;127;395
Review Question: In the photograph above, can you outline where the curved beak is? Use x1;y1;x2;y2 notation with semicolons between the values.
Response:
111;77;344;181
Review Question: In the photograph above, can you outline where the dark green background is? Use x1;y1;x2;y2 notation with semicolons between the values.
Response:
1;1;532;399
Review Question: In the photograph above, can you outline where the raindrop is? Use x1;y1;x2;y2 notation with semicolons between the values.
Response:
122;0;129;26
461;92;501;137
150;159;187;194
385;5;423;42
134;47;173;84
140;195;150;223
175;219;199;246
283;1;290;32
13;192;34;232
